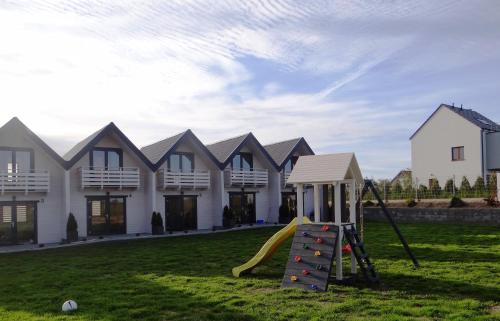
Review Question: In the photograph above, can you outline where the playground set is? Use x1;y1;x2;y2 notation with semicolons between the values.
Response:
232;153;419;292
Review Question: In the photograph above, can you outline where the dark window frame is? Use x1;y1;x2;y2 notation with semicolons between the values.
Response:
231;152;253;170
163;194;198;231
228;191;256;224
0;200;38;245
85;195;127;236
451;146;465;161
0;147;35;171
89;147;123;169
283;155;299;173
167;152;195;172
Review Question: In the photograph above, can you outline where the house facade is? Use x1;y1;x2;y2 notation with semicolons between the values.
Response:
411;104;500;188
0;117;315;245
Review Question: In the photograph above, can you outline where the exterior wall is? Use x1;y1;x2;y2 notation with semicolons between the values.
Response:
68;133;150;236
154;140;219;230
411;107;483;187
0;126;65;244
486;131;500;170
364;207;500;225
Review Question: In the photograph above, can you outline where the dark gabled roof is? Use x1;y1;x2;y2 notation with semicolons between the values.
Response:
206;133;279;170
140;129;221;170
0;117;66;168
410;103;500;140
63;122;155;170
263;137;315;170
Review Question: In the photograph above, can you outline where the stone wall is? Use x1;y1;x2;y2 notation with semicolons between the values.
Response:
363;207;500;225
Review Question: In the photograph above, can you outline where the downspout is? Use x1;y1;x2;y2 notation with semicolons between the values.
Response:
481;129;487;185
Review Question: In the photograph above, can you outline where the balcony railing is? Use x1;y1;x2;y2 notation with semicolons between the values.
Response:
225;168;268;187
158;170;210;190
281;171;292;188
0;170;50;195
80;167;140;189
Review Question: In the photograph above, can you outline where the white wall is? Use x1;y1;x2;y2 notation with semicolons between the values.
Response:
411;107;483;187
68;133;151;236
0;126;65;244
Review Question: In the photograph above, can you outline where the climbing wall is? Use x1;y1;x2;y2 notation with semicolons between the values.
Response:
281;223;339;291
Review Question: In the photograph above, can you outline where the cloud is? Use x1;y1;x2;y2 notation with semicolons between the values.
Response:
1;0;500;179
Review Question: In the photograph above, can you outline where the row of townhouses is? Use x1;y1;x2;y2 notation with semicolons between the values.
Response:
0;117;315;245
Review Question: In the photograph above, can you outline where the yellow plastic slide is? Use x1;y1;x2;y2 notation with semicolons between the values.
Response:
232;217;311;277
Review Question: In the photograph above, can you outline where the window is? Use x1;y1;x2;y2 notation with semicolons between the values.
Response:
90;148;123;169
168;153;194;172
0;148;33;172
231;152;253;170
451;146;465;161
283;156;299;173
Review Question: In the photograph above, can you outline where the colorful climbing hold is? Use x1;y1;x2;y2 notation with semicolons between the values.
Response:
302;269;310;276
321;225;330;232
310;284;319;290
314;250;321;256
290;275;298;282
301;232;309;237
315;237;323;244
342;244;352;254
303;244;309;249
294;255;302;263
315;264;324;270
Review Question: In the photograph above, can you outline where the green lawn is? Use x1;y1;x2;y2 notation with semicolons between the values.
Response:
0;222;499;321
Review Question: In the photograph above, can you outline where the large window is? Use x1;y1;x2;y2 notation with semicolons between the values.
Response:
451;146;464;161
90;148;123;169
283;155;299;173
232;152;253;170
0;148;33;172
168;153;194;172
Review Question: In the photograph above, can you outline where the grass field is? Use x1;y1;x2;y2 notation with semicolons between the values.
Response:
0;222;499;321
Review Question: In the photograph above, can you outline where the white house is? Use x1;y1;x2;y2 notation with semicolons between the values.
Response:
206;133;281;224
0;118;66;245
62;122;155;239
263;138;315;222
411;103;500;188
141;130;222;231
0;117;316;246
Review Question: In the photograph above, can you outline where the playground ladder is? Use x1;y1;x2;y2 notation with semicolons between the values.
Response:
343;224;379;284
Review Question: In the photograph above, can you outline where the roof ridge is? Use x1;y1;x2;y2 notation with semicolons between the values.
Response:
263;137;302;147
206;133;250;147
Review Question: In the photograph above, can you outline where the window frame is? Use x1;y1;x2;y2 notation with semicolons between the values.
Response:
451;146;465;162
0;147;35;172
167;152;195;172
89;147;123;169
231;152;253;170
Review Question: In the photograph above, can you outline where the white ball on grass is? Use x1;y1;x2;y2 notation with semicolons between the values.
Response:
62;300;78;312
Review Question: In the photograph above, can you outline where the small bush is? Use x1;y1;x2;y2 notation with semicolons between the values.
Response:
66;213;78;242
449;196;466;208
484;196;499;207
223;206;234;228
278;204;291;224
151;212;164;235
406;198;417;208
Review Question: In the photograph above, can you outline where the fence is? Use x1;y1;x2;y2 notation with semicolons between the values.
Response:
363;175;498;201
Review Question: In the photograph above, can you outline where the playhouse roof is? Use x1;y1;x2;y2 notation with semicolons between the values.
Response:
286;153;363;184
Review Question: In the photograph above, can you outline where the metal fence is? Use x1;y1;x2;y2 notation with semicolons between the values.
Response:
363;175;498;201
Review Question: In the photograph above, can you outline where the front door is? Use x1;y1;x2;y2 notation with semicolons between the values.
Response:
229;192;256;224
0;202;37;245
87;196;126;236
165;195;197;231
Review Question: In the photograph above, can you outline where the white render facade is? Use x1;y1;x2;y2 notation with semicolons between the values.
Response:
0;118;315;245
411;104;500;187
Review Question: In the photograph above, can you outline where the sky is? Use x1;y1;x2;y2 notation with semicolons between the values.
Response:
1;0;499;178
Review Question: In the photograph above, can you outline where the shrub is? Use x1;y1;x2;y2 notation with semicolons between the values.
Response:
472;176;486;196
278;204;291;224
392;181;403;198
223;206;234;228
459;176;472;196
151;212;164;235
449;196;466;208
66;213;78;242
406;198;417;208
444;179;456;194
429;178;441;197
484;196;499;207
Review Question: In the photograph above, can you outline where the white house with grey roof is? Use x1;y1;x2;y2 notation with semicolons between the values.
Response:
0;116;316;246
264;138;315;222
141;130;222;231
411;103;500;188
206;133;282;225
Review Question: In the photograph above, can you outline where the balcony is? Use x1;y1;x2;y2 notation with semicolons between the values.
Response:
80;167;140;189
281;171;292;188
158;170;210;190
225;168;268;187
0;170;50;195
